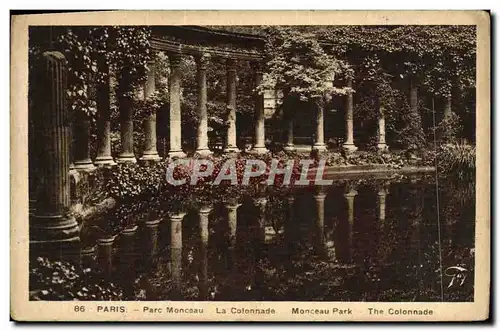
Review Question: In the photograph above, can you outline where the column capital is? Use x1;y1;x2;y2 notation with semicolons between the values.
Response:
226;58;237;70
344;188;358;198
168;53;182;66
199;205;213;215
195;53;211;70
145;219;161;228
121;225;138;235
314;192;327;201
250;60;264;73
376;182;390;196
169;212;187;221
253;197;268;206
225;202;242;210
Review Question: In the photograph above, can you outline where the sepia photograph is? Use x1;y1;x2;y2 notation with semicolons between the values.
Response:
10;10;490;322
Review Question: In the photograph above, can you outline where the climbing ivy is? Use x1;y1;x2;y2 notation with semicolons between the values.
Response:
259;26;351;105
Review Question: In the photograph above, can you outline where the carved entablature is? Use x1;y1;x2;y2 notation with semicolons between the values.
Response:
151;26;265;61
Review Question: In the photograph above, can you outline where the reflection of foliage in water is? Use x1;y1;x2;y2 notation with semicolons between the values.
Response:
32;175;475;302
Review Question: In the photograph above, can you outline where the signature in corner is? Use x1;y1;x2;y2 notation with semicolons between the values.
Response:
444;266;468;288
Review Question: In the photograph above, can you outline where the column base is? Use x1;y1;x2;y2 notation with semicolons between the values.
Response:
140;152;162;162
94;155;117;166
283;144;295;152
194;148;213;157
223;146;240;154
249;146;269;154
168;150;187;159
312;143;327;151
30;214;81;261
342;143;358;152
73;159;96;171
377;143;389;151
116;153;137;163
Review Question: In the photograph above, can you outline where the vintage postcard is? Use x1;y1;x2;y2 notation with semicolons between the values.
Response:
10;10;490;322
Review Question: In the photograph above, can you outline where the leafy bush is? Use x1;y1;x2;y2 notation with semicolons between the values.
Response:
437;142;475;179
29;257;123;301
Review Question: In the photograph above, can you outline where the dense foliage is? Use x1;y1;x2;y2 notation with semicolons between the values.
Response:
29;257;123;300
29;25;476;155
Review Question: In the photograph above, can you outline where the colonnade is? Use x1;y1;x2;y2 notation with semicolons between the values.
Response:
68;52;395;172
29;50;397;254
70;52;272;172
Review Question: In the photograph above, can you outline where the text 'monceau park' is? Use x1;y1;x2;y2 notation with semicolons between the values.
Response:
28;25;476;302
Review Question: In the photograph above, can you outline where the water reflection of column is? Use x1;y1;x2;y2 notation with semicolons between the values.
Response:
145;219;160;269
81;246;96;270
170;212;186;298
252;198;267;295
284;195;295;247
377;186;388;225
376;185;390;262
120;225;138;266
314;190;327;255
409;187;423;297
410;188;423;249
253;197;267;243
226;203;241;249
344;187;358;262
198;206;211;300
97;237;115;277
119;226;138;298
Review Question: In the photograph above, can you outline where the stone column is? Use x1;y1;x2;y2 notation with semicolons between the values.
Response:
73;112;95;170
224;59;240;153
313;102;327;151
377;103;388;151
343;77;357;152
140;60;161;162
116;67;137;163
94;61;116;166
444;93;452;119
30;52;80;257
145;219;160;269
343;187;357;262
198;206;211;299
441;91;453;142
250;62;268;154
194;54;212;156
409;77;424;142
167;53;186;159
170;212;185;298
314;190;327;254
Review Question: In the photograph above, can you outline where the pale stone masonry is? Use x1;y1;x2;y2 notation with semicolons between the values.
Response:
343;77;358;152
141;60;162;162
30;51;80;255
94;59;116;166
168;53;186;159
195;54;212;156
224;59;240;153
